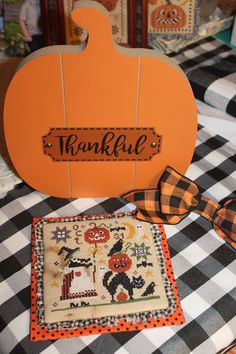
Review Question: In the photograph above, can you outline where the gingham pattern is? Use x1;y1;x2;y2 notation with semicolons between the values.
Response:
122;166;236;249
0;124;235;354
169;36;235;73
186;55;236;117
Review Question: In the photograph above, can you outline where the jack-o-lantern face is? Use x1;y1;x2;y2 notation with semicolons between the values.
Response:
84;227;110;244
108;253;132;273
97;0;118;12
151;4;187;29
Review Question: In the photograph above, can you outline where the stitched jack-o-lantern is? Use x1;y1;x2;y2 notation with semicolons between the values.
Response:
84;226;110;244
151;3;187;29
108;253;132;273
4;0;197;198
116;290;128;302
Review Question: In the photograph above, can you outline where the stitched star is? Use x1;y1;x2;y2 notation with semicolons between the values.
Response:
50;245;60;252
51;281;60;288
51;226;71;243
142;235;149;241
98;258;106;265
130;242;151;261
145;270;153;278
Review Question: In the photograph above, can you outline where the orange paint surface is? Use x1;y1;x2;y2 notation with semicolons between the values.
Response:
4;1;197;198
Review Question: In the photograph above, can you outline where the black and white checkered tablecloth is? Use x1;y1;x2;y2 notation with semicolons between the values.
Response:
0;38;236;354
169;36;235;73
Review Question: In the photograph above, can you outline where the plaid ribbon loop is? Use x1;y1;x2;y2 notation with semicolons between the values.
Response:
122;167;236;249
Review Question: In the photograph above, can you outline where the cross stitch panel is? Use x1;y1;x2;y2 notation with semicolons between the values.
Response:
63;0;128;45
41;216;168;323
147;0;199;38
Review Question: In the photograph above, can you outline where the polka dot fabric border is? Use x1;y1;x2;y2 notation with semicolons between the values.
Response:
30;217;185;341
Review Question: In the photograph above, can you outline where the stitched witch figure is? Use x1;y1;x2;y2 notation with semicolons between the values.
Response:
58;246;97;301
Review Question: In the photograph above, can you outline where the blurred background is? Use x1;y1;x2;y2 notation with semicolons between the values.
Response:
0;0;235;57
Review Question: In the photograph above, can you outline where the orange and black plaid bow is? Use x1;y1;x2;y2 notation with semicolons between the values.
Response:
122;167;236;250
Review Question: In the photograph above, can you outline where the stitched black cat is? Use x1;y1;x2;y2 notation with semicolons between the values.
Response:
132;275;145;288
103;272;145;302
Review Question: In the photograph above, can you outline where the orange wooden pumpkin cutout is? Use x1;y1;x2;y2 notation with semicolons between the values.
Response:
4;0;197;198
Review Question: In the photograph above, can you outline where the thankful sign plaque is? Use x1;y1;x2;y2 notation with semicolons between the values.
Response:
43;128;162;161
4;1;197;197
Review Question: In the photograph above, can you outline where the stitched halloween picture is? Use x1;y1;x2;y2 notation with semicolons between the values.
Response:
41;215;168;323
63;0;129;45
31;212;185;340
146;0;200;39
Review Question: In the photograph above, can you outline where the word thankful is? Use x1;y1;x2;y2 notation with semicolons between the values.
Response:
43;128;161;161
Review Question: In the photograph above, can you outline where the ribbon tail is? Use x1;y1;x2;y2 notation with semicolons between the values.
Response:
213;222;236;250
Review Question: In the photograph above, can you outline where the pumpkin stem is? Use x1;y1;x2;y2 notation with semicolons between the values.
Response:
98;222;112;228
72;3;115;55
166;0;172;4
89;222;97;228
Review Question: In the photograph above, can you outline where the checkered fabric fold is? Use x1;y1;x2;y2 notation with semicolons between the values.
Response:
122;166;236;249
186;55;236;117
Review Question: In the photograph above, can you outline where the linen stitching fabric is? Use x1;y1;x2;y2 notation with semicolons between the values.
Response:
33;216;176;331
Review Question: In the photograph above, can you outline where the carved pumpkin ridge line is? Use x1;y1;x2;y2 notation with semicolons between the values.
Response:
60;52;72;197
133;55;142;190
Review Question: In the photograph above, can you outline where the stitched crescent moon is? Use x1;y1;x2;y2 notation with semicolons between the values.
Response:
122;222;136;240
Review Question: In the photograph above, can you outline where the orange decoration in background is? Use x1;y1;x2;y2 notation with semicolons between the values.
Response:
151;3;187;29
96;0;118;11
4;1;197;198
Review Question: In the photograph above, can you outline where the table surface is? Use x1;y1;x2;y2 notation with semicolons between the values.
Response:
0;37;236;354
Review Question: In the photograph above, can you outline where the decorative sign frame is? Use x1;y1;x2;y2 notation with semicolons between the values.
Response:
43;128;161;161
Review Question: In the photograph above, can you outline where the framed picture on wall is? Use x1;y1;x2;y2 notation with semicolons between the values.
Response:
142;0;200;47
40;0;136;47
40;0;66;45
0;0;4;52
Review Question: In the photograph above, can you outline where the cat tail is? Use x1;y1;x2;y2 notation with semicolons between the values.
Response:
102;271;113;290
